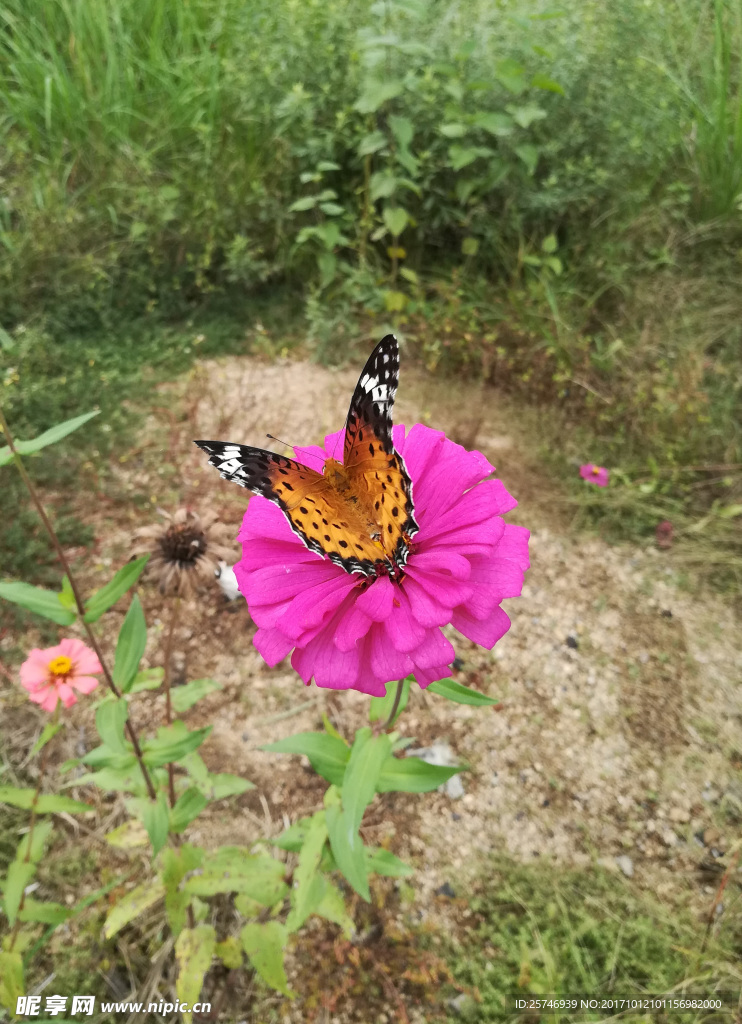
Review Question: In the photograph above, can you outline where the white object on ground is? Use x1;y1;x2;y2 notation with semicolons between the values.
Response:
215;561;240;601
406;741;465;799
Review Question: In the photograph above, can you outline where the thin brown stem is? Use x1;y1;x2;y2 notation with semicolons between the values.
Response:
163;596;181;807
382;680;405;732
0;406;156;800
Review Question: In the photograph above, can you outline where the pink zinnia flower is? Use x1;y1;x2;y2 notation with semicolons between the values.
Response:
235;424;530;696
579;463;609;487
20;638;102;712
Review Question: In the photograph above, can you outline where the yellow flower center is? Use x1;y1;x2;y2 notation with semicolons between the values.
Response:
48;654;73;676
592;466;601;475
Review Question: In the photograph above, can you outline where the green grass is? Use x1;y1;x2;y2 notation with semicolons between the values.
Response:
442;857;741;1023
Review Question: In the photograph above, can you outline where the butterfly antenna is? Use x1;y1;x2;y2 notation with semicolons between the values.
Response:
266;433;325;470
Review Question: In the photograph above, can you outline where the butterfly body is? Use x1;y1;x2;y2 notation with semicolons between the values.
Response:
195;335;419;577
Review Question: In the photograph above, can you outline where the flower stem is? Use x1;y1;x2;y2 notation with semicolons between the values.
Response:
163;595;181;807
382;679;405;731
0;405;157;801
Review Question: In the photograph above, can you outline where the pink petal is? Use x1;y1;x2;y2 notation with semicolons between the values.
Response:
403;576;453;628
58;638;102;677
369;624;414;680
239;538;318;572
355;576;395;621
293;444;329;470
404;565;473;608
409;549;471;579
452;605;512;648
322;429;346;461
69;676;99;695
56;682;77;708
333;604;373;652
20;650;51;689
277;575;357;642
493;523;531;571
254;628;294;666
292;630;360;690
386;588;427;652
30;686;59;712
412;662;454;689
409;628;455;670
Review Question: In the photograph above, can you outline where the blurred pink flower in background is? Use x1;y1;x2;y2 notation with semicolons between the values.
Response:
235;424;530;696
20;638;102;712
579;463;609;487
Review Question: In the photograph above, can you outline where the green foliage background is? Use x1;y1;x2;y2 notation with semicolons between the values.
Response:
0;0;741;576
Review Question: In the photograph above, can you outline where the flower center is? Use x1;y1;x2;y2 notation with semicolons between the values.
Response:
159;523;207;567
48;654;73;676
592;466;601;475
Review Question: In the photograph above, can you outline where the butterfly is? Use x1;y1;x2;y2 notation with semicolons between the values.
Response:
194;334;419;577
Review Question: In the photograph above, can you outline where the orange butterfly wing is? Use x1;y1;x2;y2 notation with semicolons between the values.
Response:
195;335;418;576
342;335;418;567
192;441;388;573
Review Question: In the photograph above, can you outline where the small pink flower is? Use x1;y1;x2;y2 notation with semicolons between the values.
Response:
20;638;102;713
235;424;530;696
579;463;609;487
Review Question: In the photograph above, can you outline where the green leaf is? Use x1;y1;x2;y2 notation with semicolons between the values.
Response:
542;233;558;254
427;678;500;706
112;595;147;692
314;877;354;937
128;667;164;693
58;575;76;609
0;581;76;625
376;755;463;793
0;787;91;813
319;202;344;216
0;322;14;351
289;195;319;212
495;58;526;94
370;170;398;201
515;144;539;174
440;122;468;138
30;722;62;758
369;679;410;724
366;846;414;878
531;73;564;95
357;130;388;156
0;951;24;1014
507;103;547;129
448;144;492;171
342;730;391;833
104;880;166;938
383;207;409;237
389;114;414;149
262;731;350;786
175;925;216;1023
96;698;129;752
286;812;328;933
16;819;54;864
317;160;340;172
183;849;287;905
0;410;99;466
83;556;149;622
271;816;312;853
129;792;170;855
472;111;514;137
200;773;254;801
318;251;337;288
142;721;212;767
71;766;145;793
354;79;404;113
241;921;294;996
161;844;203;937
462;236;480;257
105;820;149;850
170;787;208;833
324;788;369;902
171;678;222;713
18;898;72;925
81;745;137;769
215;936;243;969
3;861;35;925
